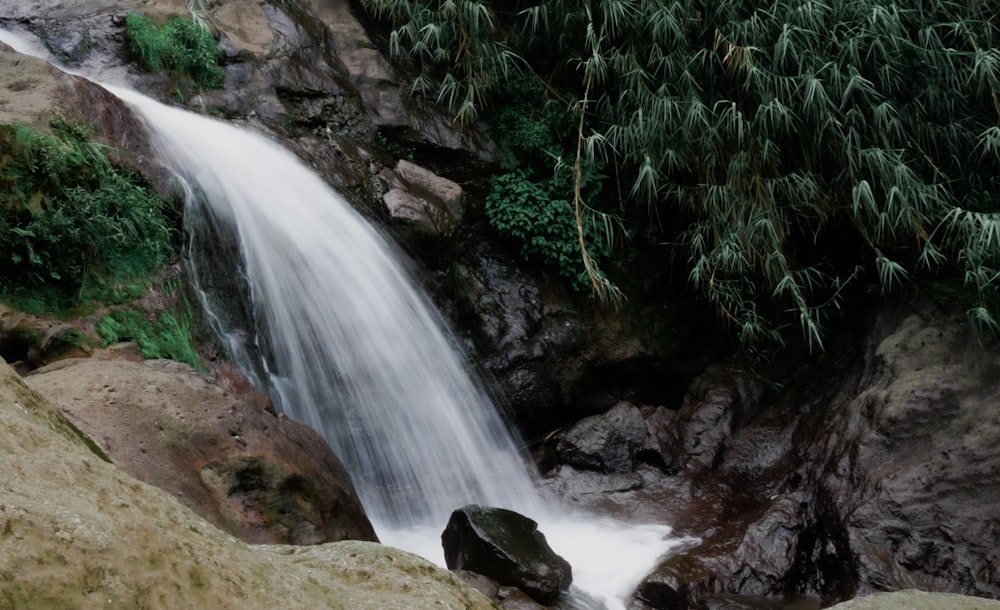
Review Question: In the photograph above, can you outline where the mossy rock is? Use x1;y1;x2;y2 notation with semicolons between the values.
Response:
0;357;496;609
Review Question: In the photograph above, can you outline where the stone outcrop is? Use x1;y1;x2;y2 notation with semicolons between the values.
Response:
442;505;572;603
541;301;1000;608
828;589;1000;610
381;159;464;239
24;357;377;545
0;357;494;609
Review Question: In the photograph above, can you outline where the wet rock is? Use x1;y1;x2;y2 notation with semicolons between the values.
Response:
496;586;550;610
381;159;463;240
700;593;800;609
442;505;572;603
454;571;548;610
631;301;1000;608
557;401;652;473
542;465;646;503
817;303;1000;599
656;362;770;472
450;243;687;440
25;357;377;545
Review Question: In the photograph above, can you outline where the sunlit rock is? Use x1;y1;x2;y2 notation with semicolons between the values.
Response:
382;159;463;240
828;589;1000;610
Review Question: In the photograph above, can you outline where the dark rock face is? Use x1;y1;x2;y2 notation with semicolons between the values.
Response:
449;241;720;443
539;302;1000;609
557;401;653;473
442;505;572;603
817;304;1000;600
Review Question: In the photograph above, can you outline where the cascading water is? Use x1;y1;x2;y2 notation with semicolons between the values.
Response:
111;85;545;528
115;91;688;608
0;28;689;609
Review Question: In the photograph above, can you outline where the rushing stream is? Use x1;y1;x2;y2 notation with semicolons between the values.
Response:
1;28;688;609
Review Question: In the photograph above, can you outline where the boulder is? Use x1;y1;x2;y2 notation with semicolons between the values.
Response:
381;159;464;240
828;589;1000;610
0;356;495;609
557;401;652;473
442;505;572;603
24;357;377;545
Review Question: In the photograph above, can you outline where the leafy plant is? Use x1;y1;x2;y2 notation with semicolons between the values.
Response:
97;306;202;370
490;74;574;171
486;169;616;292
124;12;224;90
0;119;175;312
361;0;1000;349
357;0;523;123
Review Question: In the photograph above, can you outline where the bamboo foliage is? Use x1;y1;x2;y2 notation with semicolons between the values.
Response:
358;0;1000;348
357;0;521;123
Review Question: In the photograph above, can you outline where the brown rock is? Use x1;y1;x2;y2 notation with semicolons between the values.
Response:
0;356;496;609
25;357;377;545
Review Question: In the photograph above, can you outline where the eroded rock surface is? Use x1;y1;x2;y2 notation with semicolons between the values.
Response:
24;357;376;545
0;357;494;609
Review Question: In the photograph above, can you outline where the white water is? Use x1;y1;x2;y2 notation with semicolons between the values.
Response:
1;28;688;608
116;91;684;609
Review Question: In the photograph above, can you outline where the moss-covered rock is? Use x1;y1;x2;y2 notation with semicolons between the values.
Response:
0;357;496;609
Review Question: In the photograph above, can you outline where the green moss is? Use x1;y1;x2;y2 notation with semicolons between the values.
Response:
96;307;202;371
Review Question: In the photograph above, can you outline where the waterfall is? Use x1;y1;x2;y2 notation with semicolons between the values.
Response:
109;86;546;528
0;28;688;608
112;91;687;609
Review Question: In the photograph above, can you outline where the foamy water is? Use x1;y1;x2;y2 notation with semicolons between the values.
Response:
376;514;686;610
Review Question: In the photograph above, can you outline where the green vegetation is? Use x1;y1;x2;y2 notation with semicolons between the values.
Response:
486;170;616;292
359;0;522;124
97;302;202;371
124;12;224;90
359;0;1000;350
0;118;175;312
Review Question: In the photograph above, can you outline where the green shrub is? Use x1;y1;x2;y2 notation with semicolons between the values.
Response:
97;307;202;370
490;76;574;171
124;12;224;90
486;170;613;292
0;119;175;312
